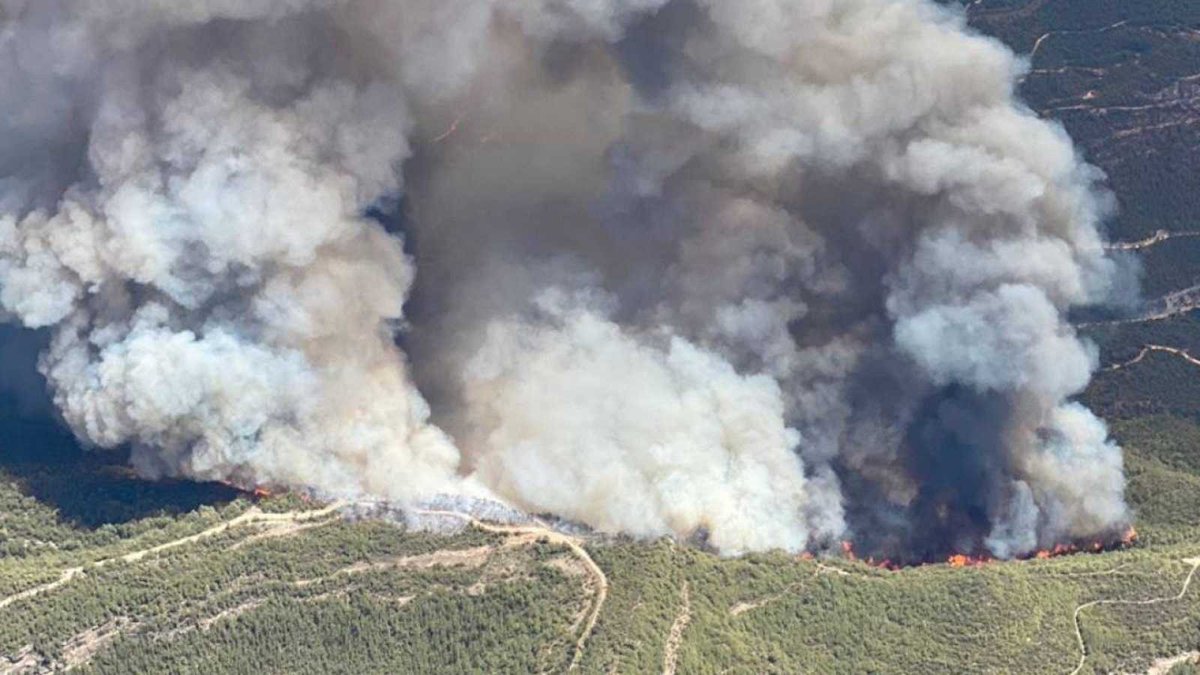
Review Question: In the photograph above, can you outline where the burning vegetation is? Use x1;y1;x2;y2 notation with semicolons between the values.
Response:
217;481;315;506
221;475;1141;572
0;0;1136;562
836;526;1140;571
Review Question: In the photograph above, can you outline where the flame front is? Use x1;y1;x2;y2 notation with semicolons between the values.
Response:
946;554;990;568
943;525;1140;568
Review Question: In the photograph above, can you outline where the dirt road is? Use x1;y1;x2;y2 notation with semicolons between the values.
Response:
413;509;608;671
1068;556;1200;675
1106;344;1200;373
0;502;344;610
661;581;691;675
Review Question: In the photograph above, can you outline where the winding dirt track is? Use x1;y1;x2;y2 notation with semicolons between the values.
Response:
1067;556;1200;675
5;499;1197;675
1081;284;1200;329
0;502;345;610
2;501;606;671
967;0;1049;21
1105;230;1200;252
412;510;608;672
661;581;691;675
1106;344;1200;373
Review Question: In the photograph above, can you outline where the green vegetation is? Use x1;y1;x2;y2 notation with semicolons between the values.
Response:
586;546;1197;675
1169;661;1200;675
1136;240;1200;301
0;459;580;674
1083;311;1200;367
1085;350;1200;421
2;2;1200;673
1;342;1198;675
1;404;1197;675
961;0;1200;241
574;394;1200;674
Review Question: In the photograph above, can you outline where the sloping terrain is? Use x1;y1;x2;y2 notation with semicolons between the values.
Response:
0;460;1196;674
963;0;1200;241
2;1;1200;673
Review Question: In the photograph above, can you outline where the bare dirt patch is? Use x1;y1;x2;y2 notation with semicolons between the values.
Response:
61;617;135;670
293;544;495;588
0;645;41;675
197;600;265;631
412;509;609;672
1146;651;1200;675
661;581;691;675
1069;556;1200;675
228;517;339;551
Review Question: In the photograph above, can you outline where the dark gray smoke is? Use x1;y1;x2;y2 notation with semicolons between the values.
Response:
0;0;1129;558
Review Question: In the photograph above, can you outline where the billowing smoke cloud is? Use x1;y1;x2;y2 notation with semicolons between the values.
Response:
462;288;811;553
0;0;1130;559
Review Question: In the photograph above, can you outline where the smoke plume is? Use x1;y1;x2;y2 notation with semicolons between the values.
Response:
0;0;1130;559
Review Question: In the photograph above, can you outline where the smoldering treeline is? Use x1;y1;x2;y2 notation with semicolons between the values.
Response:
0;0;1133;560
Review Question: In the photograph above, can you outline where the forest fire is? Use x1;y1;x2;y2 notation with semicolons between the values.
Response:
840;541;856;562
947;554;990;568
830;526;1140;571
214;479;281;502
247;485;315;504
834;541;900;571
942;526;1140;568
1019;526;1139;564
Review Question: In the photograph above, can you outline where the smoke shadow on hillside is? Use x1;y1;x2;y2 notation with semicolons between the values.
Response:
0;325;240;530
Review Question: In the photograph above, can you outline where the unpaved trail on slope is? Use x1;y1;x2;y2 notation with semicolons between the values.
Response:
661;581;691;675
729;558;875;617
1105;229;1200;251
1068;556;1200;675
1105;344;1200;373
1081;284;1200;329
1146;651;1200;675
414;510;608;672
0;567;86;611
968;0;1049;21
0;502;345;610
729;582;803;617
293;544;496;588
120;501;344;564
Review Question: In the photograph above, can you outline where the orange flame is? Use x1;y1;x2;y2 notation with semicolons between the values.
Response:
840;540;857;562
946;554;992;568
1024;526;1138;562
430;111;466;144
825;525;1139;572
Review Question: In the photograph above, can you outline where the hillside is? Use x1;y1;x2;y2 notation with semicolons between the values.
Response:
3;0;1200;673
0;431;1197;674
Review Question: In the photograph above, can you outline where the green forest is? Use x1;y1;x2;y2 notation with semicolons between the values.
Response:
4;0;1200;672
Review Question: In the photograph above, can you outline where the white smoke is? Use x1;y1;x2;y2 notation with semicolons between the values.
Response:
0;0;1130;558
463;289;810;554
0;6;460;500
